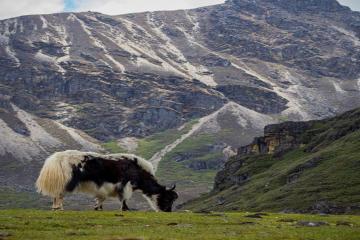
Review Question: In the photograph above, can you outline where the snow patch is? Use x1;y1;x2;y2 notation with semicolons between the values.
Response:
56;123;101;152
184;10;200;33
104;54;124;72
0;119;42;162
35;50;67;73
14;105;62;148
39;16;48;29
333;81;346;94
35;50;56;63
4;45;20;66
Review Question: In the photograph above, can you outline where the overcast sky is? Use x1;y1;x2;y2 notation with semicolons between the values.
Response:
0;0;359;20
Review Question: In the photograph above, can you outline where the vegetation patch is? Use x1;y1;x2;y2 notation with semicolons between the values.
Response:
102;140;128;154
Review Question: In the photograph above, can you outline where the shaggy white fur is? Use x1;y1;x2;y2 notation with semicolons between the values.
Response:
35;150;155;199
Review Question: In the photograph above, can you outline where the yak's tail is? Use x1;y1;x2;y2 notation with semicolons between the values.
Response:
36;150;82;198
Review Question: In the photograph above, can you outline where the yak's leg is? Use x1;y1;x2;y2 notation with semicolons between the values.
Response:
52;194;64;211
94;196;105;211
58;194;64;210
143;194;159;212
121;185;133;211
116;182;133;211
121;182;133;211
52;198;58;210
122;200;130;211
118;189;126;211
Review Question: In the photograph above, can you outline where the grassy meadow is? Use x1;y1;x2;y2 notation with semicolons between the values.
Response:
0;210;360;240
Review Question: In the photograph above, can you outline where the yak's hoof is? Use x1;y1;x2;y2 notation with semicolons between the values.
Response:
94;206;103;211
52;207;64;211
123;208;136;211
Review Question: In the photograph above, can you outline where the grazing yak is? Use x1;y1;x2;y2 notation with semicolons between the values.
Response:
36;150;178;212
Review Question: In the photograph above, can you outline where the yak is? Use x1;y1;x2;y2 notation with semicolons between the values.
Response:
36;150;178;212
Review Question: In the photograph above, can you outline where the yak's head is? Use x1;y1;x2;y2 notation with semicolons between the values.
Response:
157;184;178;212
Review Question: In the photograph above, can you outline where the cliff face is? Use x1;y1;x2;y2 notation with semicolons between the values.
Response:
237;122;314;157
183;108;360;214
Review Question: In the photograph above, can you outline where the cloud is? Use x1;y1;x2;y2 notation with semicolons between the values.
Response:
338;0;360;11
0;0;64;20
0;0;358;21
73;0;225;15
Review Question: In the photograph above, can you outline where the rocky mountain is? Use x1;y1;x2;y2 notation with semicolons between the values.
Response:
1;0;360;207
182;107;360;214
1;0;360;139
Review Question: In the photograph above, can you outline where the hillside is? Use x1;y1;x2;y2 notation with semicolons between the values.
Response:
182;107;360;214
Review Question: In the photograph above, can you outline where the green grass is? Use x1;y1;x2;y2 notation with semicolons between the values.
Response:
102;141;127;153
1;210;360;240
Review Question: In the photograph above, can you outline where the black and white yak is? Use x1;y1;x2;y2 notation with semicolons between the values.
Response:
36;150;178;212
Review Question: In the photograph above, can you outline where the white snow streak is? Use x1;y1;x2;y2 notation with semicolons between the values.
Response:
4;45;20;66
184;10;200;33
56;123;101;151
39;16;48;29
333;81;346;93
35;50;67;73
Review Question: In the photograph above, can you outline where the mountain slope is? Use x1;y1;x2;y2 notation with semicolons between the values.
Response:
182;107;360;214
1;0;360;141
